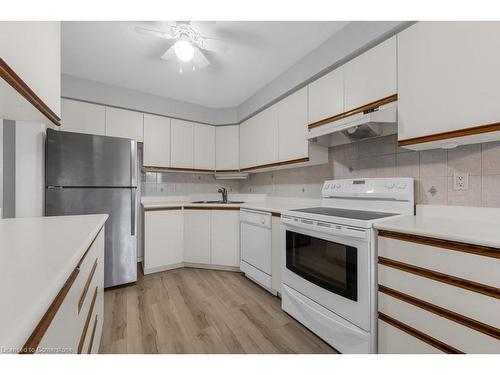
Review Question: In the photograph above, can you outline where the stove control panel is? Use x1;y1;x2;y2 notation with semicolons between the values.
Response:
322;178;414;201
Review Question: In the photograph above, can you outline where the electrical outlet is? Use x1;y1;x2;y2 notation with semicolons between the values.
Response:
453;173;469;191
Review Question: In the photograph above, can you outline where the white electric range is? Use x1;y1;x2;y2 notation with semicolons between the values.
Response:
281;177;414;354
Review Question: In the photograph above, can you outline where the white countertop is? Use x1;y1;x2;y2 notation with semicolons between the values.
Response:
374;205;500;249
0;214;108;351
141;195;321;215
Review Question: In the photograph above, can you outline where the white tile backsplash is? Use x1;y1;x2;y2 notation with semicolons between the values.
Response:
144;134;500;207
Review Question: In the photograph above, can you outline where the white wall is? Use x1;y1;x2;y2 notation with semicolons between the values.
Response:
0;22;61;125
62;74;239;126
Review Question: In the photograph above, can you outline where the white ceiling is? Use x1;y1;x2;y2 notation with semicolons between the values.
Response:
61;21;348;109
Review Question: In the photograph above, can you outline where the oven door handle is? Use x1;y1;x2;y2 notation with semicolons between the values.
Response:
281;217;368;240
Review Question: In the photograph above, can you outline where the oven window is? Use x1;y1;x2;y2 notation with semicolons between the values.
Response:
286;230;357;301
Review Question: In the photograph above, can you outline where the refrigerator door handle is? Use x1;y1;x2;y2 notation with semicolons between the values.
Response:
131;188;136;236
130;140;137;187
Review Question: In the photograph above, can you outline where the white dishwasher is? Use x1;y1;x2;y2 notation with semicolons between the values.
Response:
240;208;273;292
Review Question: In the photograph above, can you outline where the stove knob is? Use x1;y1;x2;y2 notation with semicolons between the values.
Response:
397;183;407;189
335;184;341;189
385;182;395;189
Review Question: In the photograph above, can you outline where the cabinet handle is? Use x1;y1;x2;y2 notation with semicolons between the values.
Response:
78;259;98;313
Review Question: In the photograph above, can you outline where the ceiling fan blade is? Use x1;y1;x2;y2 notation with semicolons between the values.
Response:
190;21;216;34
160;46;176;61
193;47;210;69
135;26;175;40
200;38;227;53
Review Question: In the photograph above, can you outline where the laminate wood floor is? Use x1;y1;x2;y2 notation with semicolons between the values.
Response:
100;267;336;354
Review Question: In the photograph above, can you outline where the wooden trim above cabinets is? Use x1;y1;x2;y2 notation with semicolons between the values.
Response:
240;157;310;172
308;94;398;130
21;267;80;354
144;206;183;212
215;169;240;173
0;57;61;126
398;121;500;147
143;165;216;174
378;256;500;299
378;284;500;340
378;312;463;354
378;230;500;259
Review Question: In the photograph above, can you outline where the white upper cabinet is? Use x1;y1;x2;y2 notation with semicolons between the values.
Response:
252;105;279;167
183;209;211;264
239;116;257;169
344;36;397;111
193;123;216;170
398;22;500;149
308;67;344;124
61;99;106;135
170;119;194;169
0;22;61;125
278;87;308;161
105;107;144;142
215;125;239;171
143;113;171;168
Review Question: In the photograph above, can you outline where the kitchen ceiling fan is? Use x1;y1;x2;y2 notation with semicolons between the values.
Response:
135;21;227;71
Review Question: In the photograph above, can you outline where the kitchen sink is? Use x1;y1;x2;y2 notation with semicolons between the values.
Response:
191;200;245;204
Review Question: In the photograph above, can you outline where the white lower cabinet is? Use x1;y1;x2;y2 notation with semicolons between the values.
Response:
37;227;105;354
211;210;240;267
271;216;285;294
143;209;183;274
143;207;242;272
183;209;211;264
377;232;500;354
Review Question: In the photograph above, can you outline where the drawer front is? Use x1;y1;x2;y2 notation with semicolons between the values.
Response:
378;236;500;288
378;319;443;354
379;292;500;353
35;228;104;354
379;264;500;329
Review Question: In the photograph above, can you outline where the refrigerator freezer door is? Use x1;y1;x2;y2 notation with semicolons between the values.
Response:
46;128;135;188
46;187;137;287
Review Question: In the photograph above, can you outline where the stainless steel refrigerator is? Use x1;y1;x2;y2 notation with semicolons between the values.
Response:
45;128;138;288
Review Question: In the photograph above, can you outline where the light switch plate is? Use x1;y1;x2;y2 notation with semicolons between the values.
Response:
453;173;469;191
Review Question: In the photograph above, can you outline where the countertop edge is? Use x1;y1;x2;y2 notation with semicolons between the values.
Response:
7;214;108;350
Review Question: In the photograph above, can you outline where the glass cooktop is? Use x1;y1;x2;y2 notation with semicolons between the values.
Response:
290;207;399;221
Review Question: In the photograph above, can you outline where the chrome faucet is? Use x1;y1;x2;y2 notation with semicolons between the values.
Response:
217;187;228;203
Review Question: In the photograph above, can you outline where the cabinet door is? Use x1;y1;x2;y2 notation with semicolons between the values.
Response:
278;87;308;161
308;67;344;124
239;117;257;169
143;114;171;168
253;105;279;167
61;99;106;135
184;209;211;264
105;107;144;142
271;216;285;293
211;210;240;267
144;209;183;272
216;125;239;170
194;123;215;170
344;36;397;111
170;119;194;169
398;22;500;142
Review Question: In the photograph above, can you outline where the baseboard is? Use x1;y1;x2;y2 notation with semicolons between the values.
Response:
184;263;241;272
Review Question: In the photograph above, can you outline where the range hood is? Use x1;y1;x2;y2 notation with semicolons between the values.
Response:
307;101;397;147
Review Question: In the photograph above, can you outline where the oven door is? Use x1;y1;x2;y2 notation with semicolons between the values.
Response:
282;220;372;331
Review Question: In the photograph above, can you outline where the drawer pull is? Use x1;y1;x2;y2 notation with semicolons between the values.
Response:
78;259;98;313
78;287;98;354
87;314;98;354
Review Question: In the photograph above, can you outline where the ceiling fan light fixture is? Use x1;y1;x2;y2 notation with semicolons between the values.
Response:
174;40;194;62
